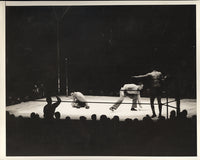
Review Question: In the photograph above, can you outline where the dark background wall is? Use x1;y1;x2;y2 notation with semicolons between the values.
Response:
6;6;196;98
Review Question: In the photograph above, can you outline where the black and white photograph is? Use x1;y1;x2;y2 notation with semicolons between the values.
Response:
0;1;198;158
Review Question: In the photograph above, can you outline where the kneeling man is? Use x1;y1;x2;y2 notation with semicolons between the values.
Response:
71;92;90;109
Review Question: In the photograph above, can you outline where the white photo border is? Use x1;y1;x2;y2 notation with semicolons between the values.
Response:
0;1;199;160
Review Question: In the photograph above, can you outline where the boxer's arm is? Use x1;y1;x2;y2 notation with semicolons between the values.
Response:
132;73;150;79
119;87;125;97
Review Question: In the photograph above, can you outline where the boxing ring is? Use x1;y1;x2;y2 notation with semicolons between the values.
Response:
6;95;196;121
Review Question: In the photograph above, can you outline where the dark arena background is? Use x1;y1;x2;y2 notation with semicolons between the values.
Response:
6;5;196;156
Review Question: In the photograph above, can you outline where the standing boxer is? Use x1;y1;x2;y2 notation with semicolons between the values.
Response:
132;68;167;118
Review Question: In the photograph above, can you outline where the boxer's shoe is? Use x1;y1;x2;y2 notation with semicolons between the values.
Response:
131;108;137;111
109;107;116;111
85;106;90;109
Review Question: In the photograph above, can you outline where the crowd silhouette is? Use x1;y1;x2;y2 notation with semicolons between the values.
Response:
6;108;196;156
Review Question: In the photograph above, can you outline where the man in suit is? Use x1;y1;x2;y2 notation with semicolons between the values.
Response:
43;96;61;119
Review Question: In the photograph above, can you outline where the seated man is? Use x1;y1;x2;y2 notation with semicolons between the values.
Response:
110;83;144;111
71;92;90;109
43;96;61;120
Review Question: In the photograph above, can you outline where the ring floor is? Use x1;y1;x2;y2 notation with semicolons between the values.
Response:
6;96;196;121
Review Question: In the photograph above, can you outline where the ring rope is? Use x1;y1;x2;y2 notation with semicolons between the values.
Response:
34;99;151;105
162;99;177;105
33;99;178;107
162;104;177;109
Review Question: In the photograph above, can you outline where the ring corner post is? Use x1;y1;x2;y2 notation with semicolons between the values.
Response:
176;96;181;116
166;92;169;119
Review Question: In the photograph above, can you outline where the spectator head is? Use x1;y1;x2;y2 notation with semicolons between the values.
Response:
113;115;119;122
133;118;139;124
125;118;132;123
192;115;196;121
143;116;147;121
30;112;36;119
170;110;176;119
55;112;61;120
146;115;152;122
146;114;150;118
18;115;23;120
35;114;40;119
80;116;87;121
158;116;165;121
100;115;107;121
91;114;97;121
46;96;52;104
143;115;151;122
10;114;15;119
65;116;71;121
182;109;188;118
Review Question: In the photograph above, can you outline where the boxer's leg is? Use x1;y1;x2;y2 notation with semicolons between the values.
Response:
137;94;143;109
150;96;156;117
157;96;162;117
131;94;137;111
110;89;125;111
110;96;125;111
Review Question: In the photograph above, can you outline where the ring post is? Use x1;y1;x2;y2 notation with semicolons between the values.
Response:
166;91;168;119
176;96;180;116
65;58;69;96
